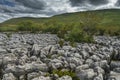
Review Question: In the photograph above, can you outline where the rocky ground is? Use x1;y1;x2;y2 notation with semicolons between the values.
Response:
0;33;120;80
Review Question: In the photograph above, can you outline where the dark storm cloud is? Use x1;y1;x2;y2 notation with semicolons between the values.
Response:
89;0;108;5
15;0;46;9
69;0;85;6
116;0;120;6
0;0;48;14
69;0;108;6
0;0;120;23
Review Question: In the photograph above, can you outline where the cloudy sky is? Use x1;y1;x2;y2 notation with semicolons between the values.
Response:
0;0;120;22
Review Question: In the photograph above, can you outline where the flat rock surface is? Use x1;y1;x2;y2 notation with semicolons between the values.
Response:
0;33;120;80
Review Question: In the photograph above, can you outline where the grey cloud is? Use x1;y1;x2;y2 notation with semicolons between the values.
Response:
69;0;108;6
0;0;120;23
69;0;85;6
116;0;120;6
89;0;108;5
15;0;46;9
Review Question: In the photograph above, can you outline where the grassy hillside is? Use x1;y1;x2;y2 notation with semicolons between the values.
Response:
0;9;120;43
0;9;120;31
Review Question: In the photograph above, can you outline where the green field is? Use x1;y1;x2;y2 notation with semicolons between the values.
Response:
0;9;120;43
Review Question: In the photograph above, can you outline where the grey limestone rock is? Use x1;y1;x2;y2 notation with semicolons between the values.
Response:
57;75;72;80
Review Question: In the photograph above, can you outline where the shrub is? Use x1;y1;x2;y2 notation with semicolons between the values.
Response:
58;39;64;47
83;34;94;43
57;26;68;38
57;23;75;38
69;41;77;47
65;25;94;43
98;28;105;35
66;27;84;42
18;21;33;31
17;21;40;32
52;69;80;80
80;12;102;35
42;25;60;34
45;73;50;77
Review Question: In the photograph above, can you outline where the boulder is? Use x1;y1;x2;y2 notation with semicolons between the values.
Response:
94;67;105;74
93;74;103;80
107;71;120;80
57;75;72;80
85;59;94;65
49;59;63;69
25;63;48;73
74;53;82;59
96;54;105;60
31;44;40;56
69;63;76;71
2;73;16;80
30;56;38;61
62;46;72;52
76;64;89;72
80;50;90;59
90;60;110;72
90;55;101;62
110;61;120;70
40;50;46;58
113;68;120;73
32;76;51;80
42;45;55;55
76;69;97;80
0;48;7;54
27;72;40;80
2;54;17;65
67;57;83;66
5;65;25;77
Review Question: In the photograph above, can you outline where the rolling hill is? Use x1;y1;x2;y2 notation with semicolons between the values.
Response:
0;9;120;35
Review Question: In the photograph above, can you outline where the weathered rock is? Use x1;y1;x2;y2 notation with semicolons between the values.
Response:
2;54;17;65
32;76;51;80
31;44;40;55
25;63;48;73
85;59;94;65
94;67;105;74
90;55;101;62
27;72;40;80
76;69;97;80
5;65;25;77
107;71;120;80
113;68;120;73
67;57;83;66
0;48;7;54
2;73;16;80
69;63;76;70
0;34;120;80
76;64;89;72
93;74;103;80
110;61;120;70
57;75;72;80
80;50;90;59
49;59;63;69
42;45;55;55
63;46;72;51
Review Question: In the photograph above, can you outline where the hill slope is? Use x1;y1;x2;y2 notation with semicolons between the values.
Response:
0;9;120;35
